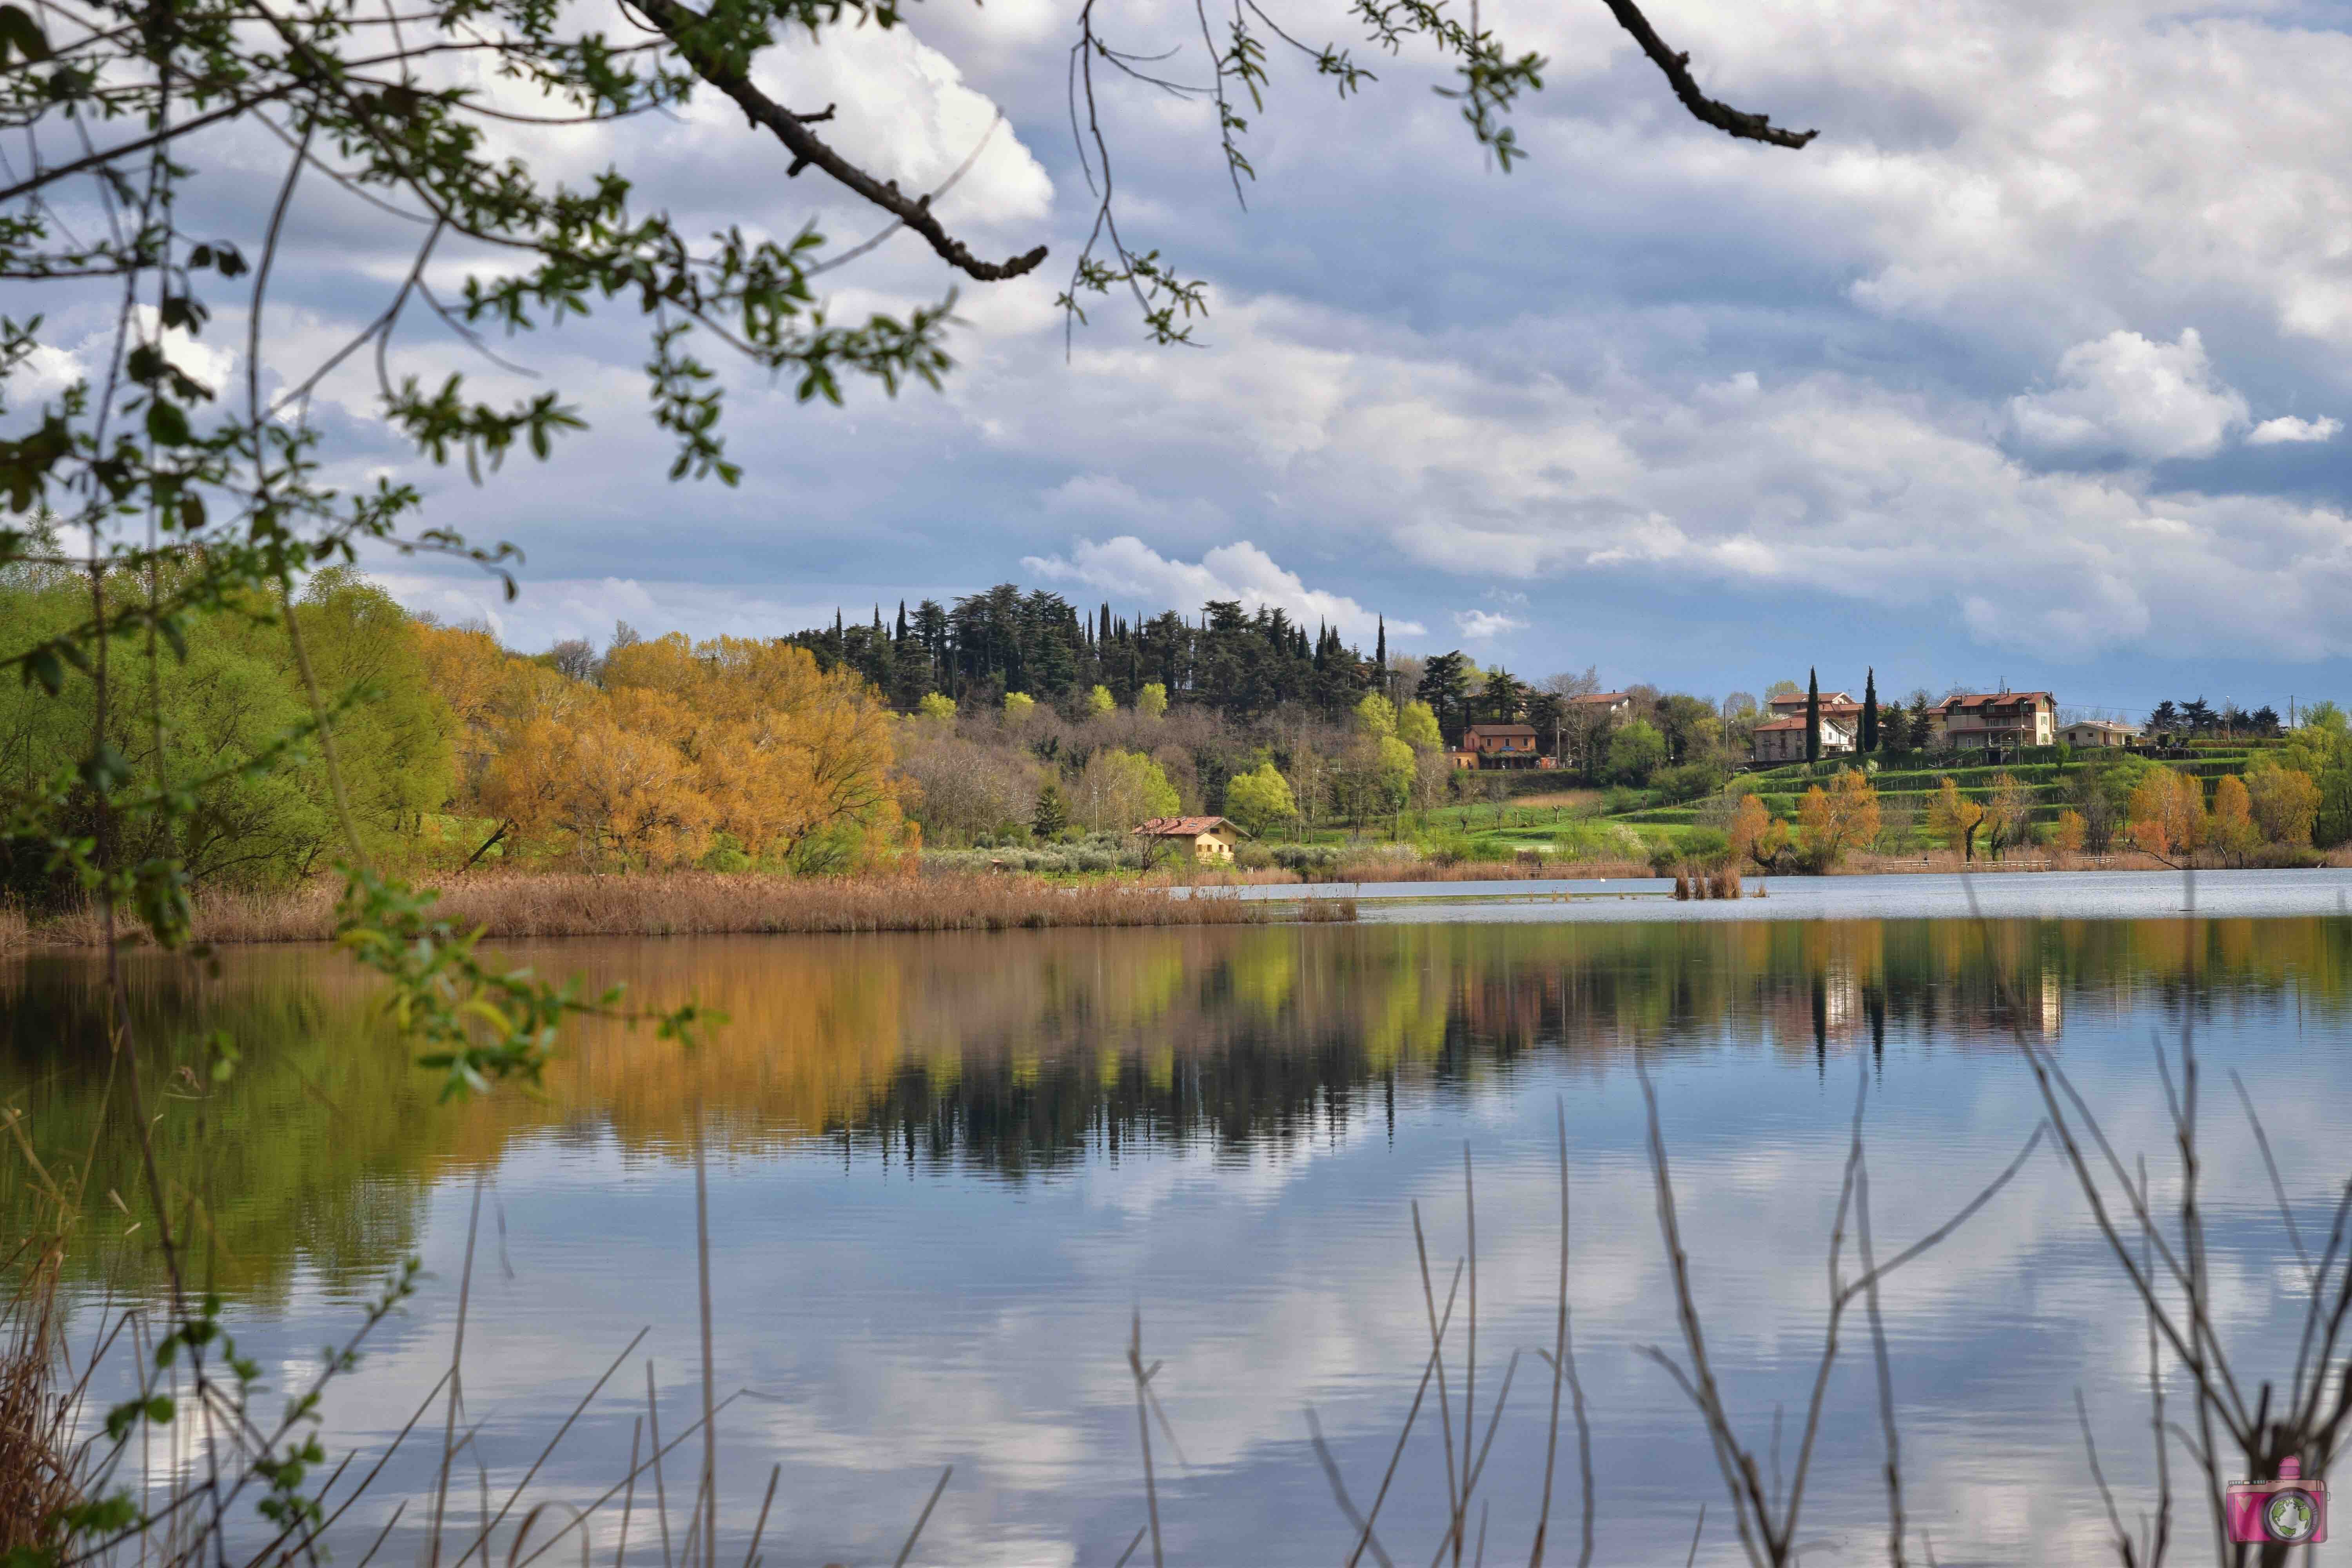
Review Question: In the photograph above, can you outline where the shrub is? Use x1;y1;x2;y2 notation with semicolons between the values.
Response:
1651;761;1725;804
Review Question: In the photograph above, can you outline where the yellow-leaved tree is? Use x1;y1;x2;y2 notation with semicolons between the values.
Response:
2127;768;2207;865
1797;769;1880;869
2207;773;2259;865
1927;777;1986;862
2246;760;2321;847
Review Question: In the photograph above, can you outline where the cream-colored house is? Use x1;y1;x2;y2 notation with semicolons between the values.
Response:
1133;816;1246;862
1935;691;2056;750
1751;712;1858;764
2059;719;2141;749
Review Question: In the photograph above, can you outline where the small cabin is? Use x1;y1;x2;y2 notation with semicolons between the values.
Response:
1133;815;1246;862
1462;723;1542;769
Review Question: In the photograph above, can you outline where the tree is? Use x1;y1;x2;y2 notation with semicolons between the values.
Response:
2209;773;2259;864
1004;692;1038;724
1073;748;1180;833
2150;700;2182;736
1804;669;1822;765
1087;686;1117;716
1606;720;1668;786
1798;769;1880;869
1356;692;1400;737
2051;809;2087;854
1417;652;1473;741
1982;771;2037;859
2247;762;2321;847
2181;697;2216;735
1860;669;1880;753
1033;781;1071;840
1396;700;1445;753
1730;793;1789;871
1138;684;1170;720
2128;769;2208;864
1928;777;1986;862
1223;763;1298;838
1482;669;1530;724
917;693;958;722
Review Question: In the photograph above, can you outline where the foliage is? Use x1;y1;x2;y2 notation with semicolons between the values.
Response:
1397;700;1444;752
1033;782;1071;840
1088;685;1117;716
1729;794;1789;871
1927;777;1986;862
1797;769;1880;869
1139;684;1170;720
1004;691;1038;724
1223;761;1298;837
1605;719;1668;786
917;693;958;722
2127;769;2207;864
2208;773;2260;864
1073;749;1180;834
2051;809;2087;854
2246;761;2321;849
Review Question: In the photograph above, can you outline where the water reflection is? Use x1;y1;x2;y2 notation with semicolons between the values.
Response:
7;916;2349;1297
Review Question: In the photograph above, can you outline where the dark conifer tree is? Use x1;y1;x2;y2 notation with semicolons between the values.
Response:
1861;668;1879;753
1376;616;1386;668
1805;667;1821;765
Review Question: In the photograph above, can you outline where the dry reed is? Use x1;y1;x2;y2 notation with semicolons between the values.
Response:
25;871;1355;947
1;1234;79;1550
0;901;27;958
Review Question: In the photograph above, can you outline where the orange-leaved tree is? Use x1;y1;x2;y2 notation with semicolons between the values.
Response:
1730;793;1790;871
2207;773;2260;864
1797;769;1880;869
2127;768;2208;865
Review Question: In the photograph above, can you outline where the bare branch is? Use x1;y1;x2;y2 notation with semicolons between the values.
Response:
1595;0;1815;148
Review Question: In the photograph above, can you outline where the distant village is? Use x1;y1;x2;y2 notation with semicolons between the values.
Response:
1445;685;2273;772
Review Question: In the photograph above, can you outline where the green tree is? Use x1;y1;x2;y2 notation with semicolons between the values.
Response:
1032;781;1071;840
1073;748;1180;833
916;692;957;722
1417;652;1472;741
1223;762;1298;838
1356;691;1399;737
1138;683;1170;719
1606;719;1668;785
1861;668;1879;752
1804;668;1821;765
1087;685;1117;716
1396;700;1445;752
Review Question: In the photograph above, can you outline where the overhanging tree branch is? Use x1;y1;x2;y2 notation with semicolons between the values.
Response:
1597;0;1815;149
628;0;1049;284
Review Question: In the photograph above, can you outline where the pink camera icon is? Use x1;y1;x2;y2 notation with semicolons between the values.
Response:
2226;1456;2327;1545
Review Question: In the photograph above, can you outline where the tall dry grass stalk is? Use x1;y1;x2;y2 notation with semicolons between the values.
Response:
1;1233;81;1552
29;871;1351;947
0;900;29;957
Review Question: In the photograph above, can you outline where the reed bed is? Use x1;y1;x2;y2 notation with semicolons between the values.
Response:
26;872;1353;947
0;901;27;958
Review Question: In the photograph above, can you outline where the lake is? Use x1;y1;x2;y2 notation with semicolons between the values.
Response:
8;898;2352;1564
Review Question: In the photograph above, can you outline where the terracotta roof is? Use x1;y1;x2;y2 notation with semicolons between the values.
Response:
1134;816;1240;838
1938;691;2054;713
1564;691;1630;706
1755;714;1856;733
1465;724;1539;737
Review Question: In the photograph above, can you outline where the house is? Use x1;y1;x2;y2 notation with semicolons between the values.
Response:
1751;711;1858;764
1565;691;1633;717
1765;690;1859;717
1133;816;1246;862
1462;723;1542;769
1934;691;2056;751
2060;718;2141;749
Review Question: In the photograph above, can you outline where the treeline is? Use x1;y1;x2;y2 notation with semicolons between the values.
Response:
0;567;911;898
773;585;1389;723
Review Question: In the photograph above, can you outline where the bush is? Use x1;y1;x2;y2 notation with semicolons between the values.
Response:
1602;785;1647;816
1678;828;1731;868
1651;761;1725;804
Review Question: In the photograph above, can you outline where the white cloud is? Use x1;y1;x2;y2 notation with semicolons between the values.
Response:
2007;330;2247;462
1453;608;1528;639
2247;414;2342;446
1020;535;1424;639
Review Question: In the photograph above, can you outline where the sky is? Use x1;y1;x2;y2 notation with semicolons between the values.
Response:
21;0;2352;722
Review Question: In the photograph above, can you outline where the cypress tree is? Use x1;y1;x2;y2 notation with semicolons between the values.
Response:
1805;667;1821;765
1376;615;1387;669
1861;668;1879;753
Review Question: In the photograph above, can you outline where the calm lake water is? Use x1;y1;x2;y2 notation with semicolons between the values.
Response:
9;900;2352;1565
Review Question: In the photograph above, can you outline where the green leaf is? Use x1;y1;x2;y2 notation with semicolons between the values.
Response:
0;4;51;64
